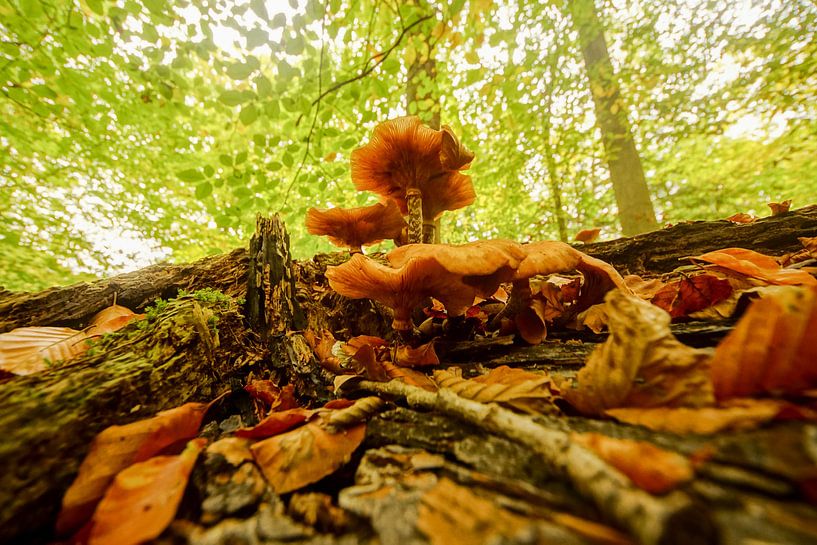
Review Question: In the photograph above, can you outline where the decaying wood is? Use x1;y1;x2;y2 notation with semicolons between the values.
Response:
0;295;262;544
0;249;248;334
581;205;817;275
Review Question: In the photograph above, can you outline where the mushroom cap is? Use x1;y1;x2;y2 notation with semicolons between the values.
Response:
305;200;406;250
350;117;475;217
388;239;525;297
326;254;479;330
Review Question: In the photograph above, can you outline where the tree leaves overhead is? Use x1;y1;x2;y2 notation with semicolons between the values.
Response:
1;0;815;290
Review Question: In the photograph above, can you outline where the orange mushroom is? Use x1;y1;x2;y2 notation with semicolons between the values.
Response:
305;200;407;253
350;117;475;244
325;253;479;332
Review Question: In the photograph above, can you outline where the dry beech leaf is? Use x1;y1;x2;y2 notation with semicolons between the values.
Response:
86;304;144;336
711;286;817;399
0;326;89;375
353;343;438;391
235;408;314;439
692;248;817;286
514;298;549;344
395;341;439;367
576;303;608;333
88;438;206;545
651;275;732;318
433;366;559;415
56;403;208;536
574;228;601;243
800;237;817;259
606;398;817;435
563;291;714;416
417;477;532;545
244;381;299;412
725;212;757;224
251;421;366;494
623;275;666;300
768;199;792;215
572;433;694;494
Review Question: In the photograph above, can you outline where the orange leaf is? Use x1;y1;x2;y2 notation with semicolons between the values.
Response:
395;341;439;367
434;366;559;415
606;398;817;434
0;326;89;375
576;303;608;333
572;433;693;494
692;248;817;286
651;275;732;318
86;304;144;336
767;199;792;215
725;212;757;224
251;421;366;494
244;381;299;412
800;236;817;260
234;408;313;439
563;291;714;416
710;286;817;399
56;403;208;535
574;228;601;243
87;438;206;545
623;275;666;300
514;299;549;344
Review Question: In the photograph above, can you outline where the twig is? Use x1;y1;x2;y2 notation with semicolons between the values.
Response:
350;379;716;545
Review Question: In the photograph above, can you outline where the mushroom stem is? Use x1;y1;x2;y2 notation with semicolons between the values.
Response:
490;279;533;329
406;188;423;244
421;220;436;244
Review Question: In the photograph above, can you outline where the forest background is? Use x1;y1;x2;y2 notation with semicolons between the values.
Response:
1;0;814;291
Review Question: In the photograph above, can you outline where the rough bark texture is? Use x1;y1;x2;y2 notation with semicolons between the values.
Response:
0;295;262;545
569;0;658;236
581;205;817;275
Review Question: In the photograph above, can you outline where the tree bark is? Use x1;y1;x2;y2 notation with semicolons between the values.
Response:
568;0;659;236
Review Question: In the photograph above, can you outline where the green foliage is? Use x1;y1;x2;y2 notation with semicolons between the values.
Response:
1;0;814;291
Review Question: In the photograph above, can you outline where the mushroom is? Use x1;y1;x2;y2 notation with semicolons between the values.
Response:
325;253;479;334
494;240;630;343
305;200;407;253
350;117;475;244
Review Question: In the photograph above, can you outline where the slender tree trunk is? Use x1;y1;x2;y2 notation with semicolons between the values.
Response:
542;53;569;242
568;0;658;236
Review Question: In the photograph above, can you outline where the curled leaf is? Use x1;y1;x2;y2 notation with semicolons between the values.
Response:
395;341;439;367
692;248;817;286
0;326;89;375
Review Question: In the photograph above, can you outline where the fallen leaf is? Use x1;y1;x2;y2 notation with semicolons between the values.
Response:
234;408;313;439
725;212;757;224
418;477;532;545
563;291;714;416
710;286;817;399
623;275;666;300
606;398;817;434
244;381;299;412
56;403;208;536
0;326;89;375
251;421;366;494
352;343;438;391
395;341;439;367
799;237;817;259
86;304;144;336
87;438;206;545
514;298;549;344
576;303;608;333
692;248;817;286
572;433;694;494
768;199;792;215
575;228;601;243
434;366;559;415
651;275;733;318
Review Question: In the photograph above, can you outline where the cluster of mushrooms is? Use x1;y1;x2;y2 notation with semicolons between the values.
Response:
306;116;627;345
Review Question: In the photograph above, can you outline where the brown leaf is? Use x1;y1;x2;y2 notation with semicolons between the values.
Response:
623;275;666;300
395;341;440;367
562;291;714;416
433;366;559;415
514;299;549;344
574;228;601;243
235;408;314;439
692;248;817;286
56;403;208;535
351;343;438;391
0;326;89;375
711;286;817;399
576;303;608;333
725;212;757;224
651;275;733;318
86;304;144;336
606;398;817;434
244;381;299;412
799;237;817;259
417;477;532;545
251;421;366;494
572;433;694;494
768;199;792;215
87;438;206;545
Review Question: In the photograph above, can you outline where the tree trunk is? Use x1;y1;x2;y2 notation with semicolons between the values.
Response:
568;0;659;236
